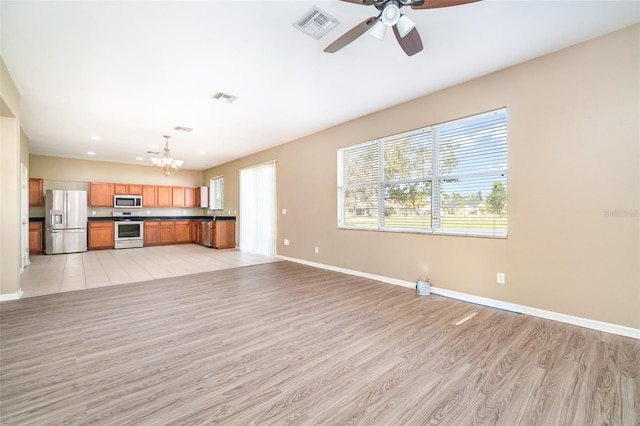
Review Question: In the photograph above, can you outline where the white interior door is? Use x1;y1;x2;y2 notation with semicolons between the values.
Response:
20;164;29;271
239;161;276;256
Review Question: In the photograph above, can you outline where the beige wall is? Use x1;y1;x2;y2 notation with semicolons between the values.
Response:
29;155;206;217
204;25;640;329
1;57;22;296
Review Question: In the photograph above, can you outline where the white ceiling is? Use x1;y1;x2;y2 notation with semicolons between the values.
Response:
1;1;638;171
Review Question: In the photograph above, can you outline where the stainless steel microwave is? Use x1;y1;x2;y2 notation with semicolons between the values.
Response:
114;194;142;208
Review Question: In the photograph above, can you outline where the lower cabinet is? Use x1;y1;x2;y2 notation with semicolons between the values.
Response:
213;220;236;249
191;221;203;245
88;222;114;250
144;221;160;246
160;222;175;244
143;220;191;246
87;219;233;250
174;221;191;243
29;222;43;254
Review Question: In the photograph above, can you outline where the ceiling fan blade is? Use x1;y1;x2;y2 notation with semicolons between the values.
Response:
324;17;378;53
411;0;480;9
393;25;423;56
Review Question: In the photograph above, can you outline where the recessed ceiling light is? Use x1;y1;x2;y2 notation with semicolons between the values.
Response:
136;157;143;161
87;151;96;156
151;144;159;149
90;136;101;141
198;151;206;155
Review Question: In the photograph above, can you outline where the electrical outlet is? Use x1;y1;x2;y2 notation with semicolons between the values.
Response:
314;246;319;254
284;239;290;246
497;273;505;284
282;208;287;215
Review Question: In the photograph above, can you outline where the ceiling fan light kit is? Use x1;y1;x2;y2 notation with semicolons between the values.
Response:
396;15;415;38
370;20;387;40
326;0;480;56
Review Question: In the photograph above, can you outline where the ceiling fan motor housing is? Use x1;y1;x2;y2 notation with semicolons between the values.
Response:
381;1;401;26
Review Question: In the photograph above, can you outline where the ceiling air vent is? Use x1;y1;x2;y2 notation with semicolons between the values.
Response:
294;7;339;40
212;92;238;104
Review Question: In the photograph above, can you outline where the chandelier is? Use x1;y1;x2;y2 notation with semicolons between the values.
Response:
150;135;183;176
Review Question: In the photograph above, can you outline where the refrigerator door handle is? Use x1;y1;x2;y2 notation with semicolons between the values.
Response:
64;191;69;229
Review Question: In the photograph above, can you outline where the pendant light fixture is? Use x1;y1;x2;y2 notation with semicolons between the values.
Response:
150;135;184;176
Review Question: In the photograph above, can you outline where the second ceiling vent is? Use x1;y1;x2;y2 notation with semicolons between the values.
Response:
294;7;339;40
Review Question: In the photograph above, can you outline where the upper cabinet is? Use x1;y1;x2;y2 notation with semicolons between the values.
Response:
172;187;184;208
28;178;44;206
142;185;157;207
128;184;142;195
90;182;205;209
184;187;195;208
114;183;143;195
89;182;114;207
157;186;172;207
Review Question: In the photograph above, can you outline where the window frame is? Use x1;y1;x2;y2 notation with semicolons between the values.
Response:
209;176;224;211
337;108;508;238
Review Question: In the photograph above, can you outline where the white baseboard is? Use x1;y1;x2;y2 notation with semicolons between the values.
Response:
0;289;24;302
276;255;640;340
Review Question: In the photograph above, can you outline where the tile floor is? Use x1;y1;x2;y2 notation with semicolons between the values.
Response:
20;245;277;298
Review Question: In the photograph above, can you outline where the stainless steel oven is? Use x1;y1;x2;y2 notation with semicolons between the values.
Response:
114;220;144;249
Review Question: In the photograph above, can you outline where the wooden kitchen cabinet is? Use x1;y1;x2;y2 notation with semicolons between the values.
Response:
144;221;160;246
88;222;114;250
29;178;44;206
28;222;43;254
184;188;195;208
213;220;236;249
114;183;143;195
171;187;184;207
160;221;175;243
89;182;114;207
128;184;142;195
191;220;203;244
174;221;191;243
113;183;128;194
157;186;172;207
142;186;157;207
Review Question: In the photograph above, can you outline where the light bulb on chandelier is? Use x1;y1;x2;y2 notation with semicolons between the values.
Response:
150;135;184;176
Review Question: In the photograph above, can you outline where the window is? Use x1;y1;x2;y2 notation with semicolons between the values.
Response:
209;176;224;210
338;108;507;237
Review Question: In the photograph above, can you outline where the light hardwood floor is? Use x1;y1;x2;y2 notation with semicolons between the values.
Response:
21;245;277;298
2;261;638;425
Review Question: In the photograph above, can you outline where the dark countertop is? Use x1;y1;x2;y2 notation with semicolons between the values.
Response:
86;216;236;222
30;216;236;223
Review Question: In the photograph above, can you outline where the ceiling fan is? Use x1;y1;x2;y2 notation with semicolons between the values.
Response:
324;0;480;56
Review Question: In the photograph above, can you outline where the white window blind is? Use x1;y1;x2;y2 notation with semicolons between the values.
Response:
209;176;224;210
337;108;508;238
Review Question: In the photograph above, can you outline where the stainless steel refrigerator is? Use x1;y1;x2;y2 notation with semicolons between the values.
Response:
45;190;88;254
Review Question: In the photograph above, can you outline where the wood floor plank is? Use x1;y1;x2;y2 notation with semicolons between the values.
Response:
2;261;639;425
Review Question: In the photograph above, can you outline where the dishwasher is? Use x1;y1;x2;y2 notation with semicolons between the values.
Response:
202;221;213;247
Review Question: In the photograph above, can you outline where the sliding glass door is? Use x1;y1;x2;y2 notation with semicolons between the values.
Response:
239;161;276;256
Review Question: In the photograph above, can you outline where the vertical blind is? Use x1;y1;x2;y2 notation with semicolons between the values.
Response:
239;161;276;256
338;108;508;237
